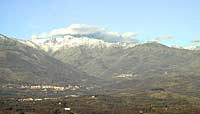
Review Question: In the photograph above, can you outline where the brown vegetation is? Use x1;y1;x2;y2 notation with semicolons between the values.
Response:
1;95;200;114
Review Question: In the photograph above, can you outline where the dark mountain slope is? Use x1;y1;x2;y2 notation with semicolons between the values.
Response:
0;34;100;87
47;41;200;102
101;43;200;79
52;45;127;78
50;41;200;81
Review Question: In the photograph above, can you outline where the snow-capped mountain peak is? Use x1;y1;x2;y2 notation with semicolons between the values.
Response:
28;35;138;52
183;45;200;50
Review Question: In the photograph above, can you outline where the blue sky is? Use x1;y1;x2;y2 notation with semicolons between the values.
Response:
0;0;200;46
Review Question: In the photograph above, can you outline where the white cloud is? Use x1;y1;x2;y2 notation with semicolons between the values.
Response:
191;38;200;43
151;34;173;42
31;24;138;42
121;32;138;39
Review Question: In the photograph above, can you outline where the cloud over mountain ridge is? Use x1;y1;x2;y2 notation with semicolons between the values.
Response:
31;24;138;42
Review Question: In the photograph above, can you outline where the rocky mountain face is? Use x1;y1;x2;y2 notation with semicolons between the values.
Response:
28;36;200;80
26;36;138;78
0;34;101;88
23;35;200;99
1;34;200;98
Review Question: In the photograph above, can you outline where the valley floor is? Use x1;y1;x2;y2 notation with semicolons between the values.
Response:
1;95;200;114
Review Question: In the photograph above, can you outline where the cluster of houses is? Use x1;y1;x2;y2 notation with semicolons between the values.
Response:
17;95;96;102
20;85;81;91
18;98;42;102
114;73;136;78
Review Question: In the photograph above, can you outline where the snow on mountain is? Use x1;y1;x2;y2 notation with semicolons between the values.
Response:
29;35;139;52
19;40;41;49
183;45;200;50
0;34;7;40
21;35;200;52
170;45;200;50
16;33;200;52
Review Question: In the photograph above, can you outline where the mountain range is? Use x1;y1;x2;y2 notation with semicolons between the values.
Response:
1;34;200;99
0;34;103;96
